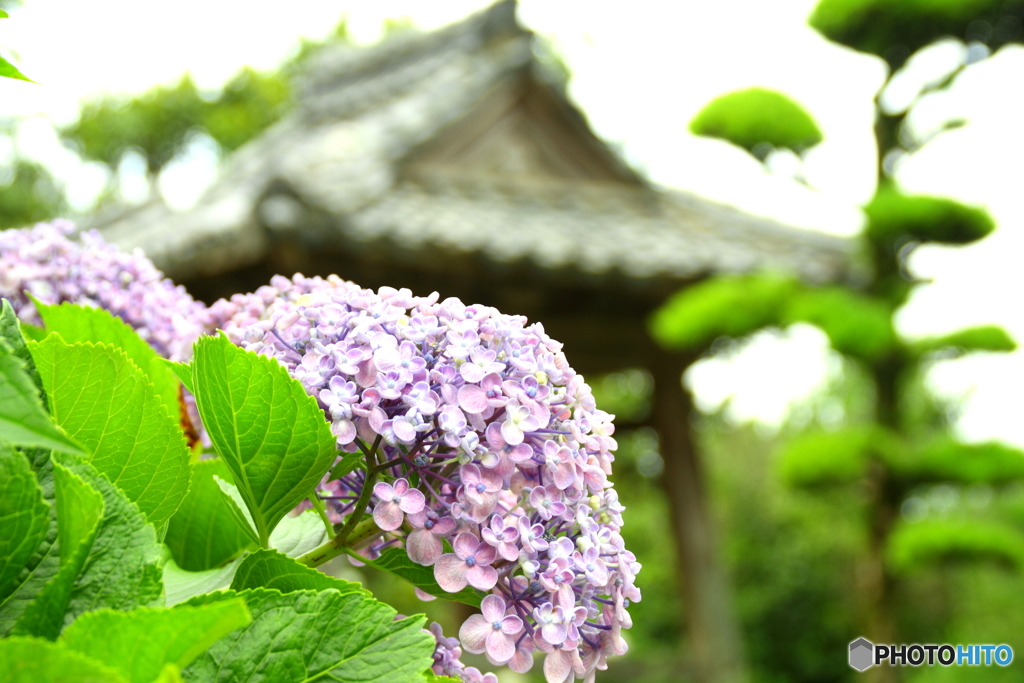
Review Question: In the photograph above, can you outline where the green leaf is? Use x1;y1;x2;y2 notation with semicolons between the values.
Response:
32;300;181;423
184;588;435;683
650;273;799;351
268;509;328;558
18;323;47;342
0;10;9;18
19;454;164;633
52;461;105;568
424;673;461;683
150;663;184;683
60;599;251;683
0;446;50;604
165;460;254;571
360;547;485;608
29;335;191;526
214;476;260;546
328;451;365;481
0;636;131;683
162;558;242;607
0;299;45;405
57;454;164;613
0;449;60;637
163;500;328;606
0;54;32;83
191;334;338;546
160;359;194;394
231;549;366;595
0;340;84;455
689;88;823;158
12;458;105;640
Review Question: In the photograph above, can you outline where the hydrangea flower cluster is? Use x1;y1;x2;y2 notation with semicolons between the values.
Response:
0;221;206;361
208;274;642;683
425;621;497;683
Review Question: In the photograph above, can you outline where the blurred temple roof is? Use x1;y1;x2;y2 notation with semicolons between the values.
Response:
90;0;854;370
92;0;851;283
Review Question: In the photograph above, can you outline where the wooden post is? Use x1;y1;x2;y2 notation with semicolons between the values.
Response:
652;348;747;683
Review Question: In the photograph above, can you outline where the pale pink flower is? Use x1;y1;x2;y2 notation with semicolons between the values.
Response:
501;399;540;445
481;514;521;562
406;509;456;566
533;602;567;646
543;648;584;683
434;532;498;592
459;595;523;664
508;634;536;674
372;479;425;531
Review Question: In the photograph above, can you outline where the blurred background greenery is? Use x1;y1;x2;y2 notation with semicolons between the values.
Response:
3;1;1024;682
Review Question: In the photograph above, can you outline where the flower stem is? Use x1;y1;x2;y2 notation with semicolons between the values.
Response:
296;516;381;567
309;493;335;536
297;435;383;568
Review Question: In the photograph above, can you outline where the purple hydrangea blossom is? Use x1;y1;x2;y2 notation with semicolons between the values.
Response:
406;509;456;565
435;532;499;592
372;478;425;531
425;621;500;683
0;221;207;361
459;595;523;664
208;273;642;683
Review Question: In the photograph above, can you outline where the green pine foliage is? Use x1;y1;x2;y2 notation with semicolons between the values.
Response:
809;0;1016;65
689;88;823;158
893;438;1024;486
865;184;995;249
912;324;1017;357
887;518;1024;573
778;426;894;487
650;273;799;351
655;5;1024;663
784;286;897;361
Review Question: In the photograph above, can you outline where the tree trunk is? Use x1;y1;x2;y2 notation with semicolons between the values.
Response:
859;359;903;683
652;349;747;683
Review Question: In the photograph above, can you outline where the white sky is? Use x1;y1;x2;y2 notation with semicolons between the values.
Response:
1;0;1022;446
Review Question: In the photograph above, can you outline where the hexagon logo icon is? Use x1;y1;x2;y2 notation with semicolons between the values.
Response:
849;638;874;671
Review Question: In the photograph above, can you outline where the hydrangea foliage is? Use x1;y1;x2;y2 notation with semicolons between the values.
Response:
1;223;641;683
